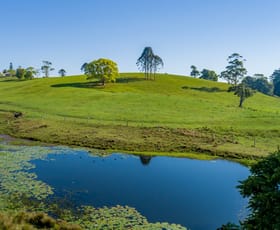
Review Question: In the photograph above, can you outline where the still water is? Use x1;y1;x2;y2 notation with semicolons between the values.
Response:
31;149;249;230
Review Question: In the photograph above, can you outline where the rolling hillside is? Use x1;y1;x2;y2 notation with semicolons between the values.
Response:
0;73;280;162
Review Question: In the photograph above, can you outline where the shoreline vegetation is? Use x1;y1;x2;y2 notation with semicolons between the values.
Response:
0;142;187;229
1;73;280;165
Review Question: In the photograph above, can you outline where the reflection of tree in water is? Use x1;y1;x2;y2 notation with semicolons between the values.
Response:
139;155;153;165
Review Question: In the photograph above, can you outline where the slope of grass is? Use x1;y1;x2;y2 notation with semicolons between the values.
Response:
0;73;280;160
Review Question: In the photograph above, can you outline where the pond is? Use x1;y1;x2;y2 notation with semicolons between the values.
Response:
29;148;249;230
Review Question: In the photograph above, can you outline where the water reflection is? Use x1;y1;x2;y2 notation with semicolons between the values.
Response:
139;155;153;165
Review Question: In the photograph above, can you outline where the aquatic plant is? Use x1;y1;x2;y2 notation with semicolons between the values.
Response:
0;142;187;229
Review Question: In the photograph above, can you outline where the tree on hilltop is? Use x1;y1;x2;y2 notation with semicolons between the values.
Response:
200;69;218;81
137;47;163;80
41;61;54;78
84;58;119;86
58;69;66;77
220;53;247;86
190;65;200;78
15;66;36;80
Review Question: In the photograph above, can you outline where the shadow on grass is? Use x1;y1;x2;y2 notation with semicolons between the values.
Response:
182;86;227;92
116;77;146;83
51;81;104;88
51;77;146;88
0;78;19;82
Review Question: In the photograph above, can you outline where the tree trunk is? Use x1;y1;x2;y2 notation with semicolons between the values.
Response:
239;97;244;107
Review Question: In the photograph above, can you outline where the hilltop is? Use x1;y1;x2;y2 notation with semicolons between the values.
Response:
0;73;280;163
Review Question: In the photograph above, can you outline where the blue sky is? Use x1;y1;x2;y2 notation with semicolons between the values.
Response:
1;0;280;77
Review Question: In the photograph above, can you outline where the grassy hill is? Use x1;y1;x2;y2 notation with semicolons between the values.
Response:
1;73;280;163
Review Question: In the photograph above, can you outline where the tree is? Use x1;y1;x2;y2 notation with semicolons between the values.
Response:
58;69;66;77
190;65;200;78
237;151;280;229
15;66;36;80
242;74;273;96
81;62;88;72
220;53;247;86
15;67;26;80
152;55;164;80
229;83;255;107
200;69;218;81
136;47;163;80
25;67;37;80
9;62;13;71
270;69;280;96
41;61;54;78
84;58;119;85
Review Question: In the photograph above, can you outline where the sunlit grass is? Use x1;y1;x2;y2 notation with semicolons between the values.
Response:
0;73;280;158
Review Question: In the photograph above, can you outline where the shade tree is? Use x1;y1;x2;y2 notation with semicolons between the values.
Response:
228;83;255;107
84;58;119;85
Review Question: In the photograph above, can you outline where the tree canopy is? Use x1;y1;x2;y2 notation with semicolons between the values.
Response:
58;69;66;77
221;53;247;86
242;74;273;96
270;69;280;96
200;69;218;81
238;151;280;229
15;66;36;80
84;58;119;85
228;83;255;107
190;65;200;78
136;47;163;80
41;61;54;78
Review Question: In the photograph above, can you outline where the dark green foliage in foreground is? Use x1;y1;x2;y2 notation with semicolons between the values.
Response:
200;69;218;81
238;151;280;229
0;211;82;230
217;222;241;230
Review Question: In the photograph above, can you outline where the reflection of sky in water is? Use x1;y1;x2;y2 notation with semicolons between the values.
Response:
31;149;249;230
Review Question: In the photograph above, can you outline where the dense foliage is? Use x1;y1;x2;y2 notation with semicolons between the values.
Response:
84;58;119;85
270;69;280;96
242;75;273;95
200;69;218;81
15;67;37;80
238;151;280;229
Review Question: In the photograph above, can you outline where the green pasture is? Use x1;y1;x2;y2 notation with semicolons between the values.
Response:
0;73;280;159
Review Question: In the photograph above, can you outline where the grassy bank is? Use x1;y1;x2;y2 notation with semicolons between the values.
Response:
0;73;280;162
